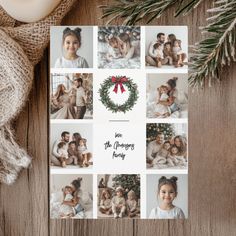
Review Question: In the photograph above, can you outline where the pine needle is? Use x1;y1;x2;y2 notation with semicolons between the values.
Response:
189;0;236;87
100;0;203;25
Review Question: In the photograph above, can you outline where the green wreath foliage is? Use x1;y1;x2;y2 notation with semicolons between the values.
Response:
99;76;139;113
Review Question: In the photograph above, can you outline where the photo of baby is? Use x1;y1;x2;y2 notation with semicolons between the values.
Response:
50;123;93;169
146;74;188;119
145;26;188;71
147;174;188;219
98;26;140;69
50;174;93;219
51;26;93;68
97;175;140;219
50;73;93;119
146;123;188;169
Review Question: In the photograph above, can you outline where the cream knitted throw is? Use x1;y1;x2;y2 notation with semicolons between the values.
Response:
0;0;76;185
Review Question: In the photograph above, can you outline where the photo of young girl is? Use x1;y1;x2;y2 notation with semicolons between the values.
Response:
50;174;93;219
146;123;188;170
98;26;140;69
145;26;187;71
51;26;93;68
97;174;140;219
50;73;93;119
50;123;93;169
146;74;188;119
147;174;188;219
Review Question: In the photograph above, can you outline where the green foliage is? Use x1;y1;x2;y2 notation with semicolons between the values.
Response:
99;76;139;113
189;0;236;87
100;0;203;25
112;174;140;198
146;123;175;144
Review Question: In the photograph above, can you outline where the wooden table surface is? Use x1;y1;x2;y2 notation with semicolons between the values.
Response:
0;1;236;235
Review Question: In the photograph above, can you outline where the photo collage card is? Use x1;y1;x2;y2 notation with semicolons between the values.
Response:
50;26;188;219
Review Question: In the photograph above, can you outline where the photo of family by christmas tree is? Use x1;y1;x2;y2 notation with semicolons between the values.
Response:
146;74;188;119
145;26;188;69
50;174;93;219
97;174;140;219
146;123;188;169
50;73;93;119
50;123;93;169
98;26;140;69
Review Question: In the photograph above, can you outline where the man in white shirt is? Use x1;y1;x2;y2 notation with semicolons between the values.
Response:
146;132;165;164
146;33;168;67
51;131;72;166
74;78;87;119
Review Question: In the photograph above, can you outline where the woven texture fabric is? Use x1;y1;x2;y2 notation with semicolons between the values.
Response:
0;0;77;185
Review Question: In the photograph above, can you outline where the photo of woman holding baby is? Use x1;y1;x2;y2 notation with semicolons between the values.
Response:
50;73;93;119
50;175;93;219
98;26;140;69
145;26;188;70
146;123;188;170
51;26;93;68
146;74;188;119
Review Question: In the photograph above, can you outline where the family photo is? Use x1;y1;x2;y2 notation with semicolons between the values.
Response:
51;26;93;68
50;123;93;169
97;175;140;219
50;174;93;219
98;26;140;69
145;26;188;70
147;174;188;219
50;73;93;119
146;123;188;169
146;74;188;119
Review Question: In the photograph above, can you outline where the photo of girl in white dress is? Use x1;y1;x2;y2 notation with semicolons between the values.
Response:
147;175;187;219
51;26;93;68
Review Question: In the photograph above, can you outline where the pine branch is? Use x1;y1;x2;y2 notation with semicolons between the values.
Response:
189;0;236;87
100;0;204;25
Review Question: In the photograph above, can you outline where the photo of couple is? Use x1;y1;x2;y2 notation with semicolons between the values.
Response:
50;175;93;219
146;123;188;169
146;74;188;119
50;73;93;119
50;123;93;169
145;26;188;69
98;26;140;69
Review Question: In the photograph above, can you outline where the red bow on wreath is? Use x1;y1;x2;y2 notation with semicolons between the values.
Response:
111;76;128;94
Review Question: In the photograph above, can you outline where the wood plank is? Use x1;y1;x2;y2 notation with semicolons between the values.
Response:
0;51;49;236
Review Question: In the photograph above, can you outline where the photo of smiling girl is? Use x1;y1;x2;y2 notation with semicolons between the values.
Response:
147;174;188;219
51;26;93;68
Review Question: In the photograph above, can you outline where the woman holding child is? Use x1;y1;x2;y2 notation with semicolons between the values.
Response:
154;77;180;117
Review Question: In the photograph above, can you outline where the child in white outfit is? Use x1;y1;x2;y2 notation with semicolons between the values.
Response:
154;85;171;118
59;186;75;218
54;27;89;68
112;187;126;219
78;138;90;167
149;176;185;219
152;141;171;167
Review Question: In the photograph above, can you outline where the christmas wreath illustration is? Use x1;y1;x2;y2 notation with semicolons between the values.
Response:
99;76;139;113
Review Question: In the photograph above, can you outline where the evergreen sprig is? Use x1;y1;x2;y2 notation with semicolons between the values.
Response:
189;0;236;87
100;0;204;25
99;76;139;113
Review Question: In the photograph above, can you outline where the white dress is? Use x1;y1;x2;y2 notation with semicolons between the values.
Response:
149;206;185;219
57;148;68;159
59;193;75;216
54;56;89;68
78;145;89;155
154;92;170;115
